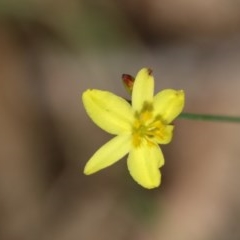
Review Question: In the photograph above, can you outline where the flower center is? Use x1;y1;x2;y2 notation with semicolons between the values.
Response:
132;104;166;147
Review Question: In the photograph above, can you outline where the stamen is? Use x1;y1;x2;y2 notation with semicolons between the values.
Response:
132;107;167;147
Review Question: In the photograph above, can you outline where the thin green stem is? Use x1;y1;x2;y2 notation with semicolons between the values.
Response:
178;112;240;123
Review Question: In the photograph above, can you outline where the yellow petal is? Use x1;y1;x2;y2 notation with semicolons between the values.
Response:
153;89;185;123
156;125;174;144
127;143;164;189
82;90;133;134
84;134;131;175
132;68;154;112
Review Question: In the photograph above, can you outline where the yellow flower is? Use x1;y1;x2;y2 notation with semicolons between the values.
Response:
82;68;185;189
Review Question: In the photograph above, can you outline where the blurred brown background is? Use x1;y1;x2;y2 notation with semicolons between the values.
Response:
0;0;240;239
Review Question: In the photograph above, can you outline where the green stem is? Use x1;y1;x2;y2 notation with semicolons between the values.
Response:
178;112;240;123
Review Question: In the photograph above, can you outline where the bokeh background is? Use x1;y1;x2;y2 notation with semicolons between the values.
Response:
0;0;240;239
